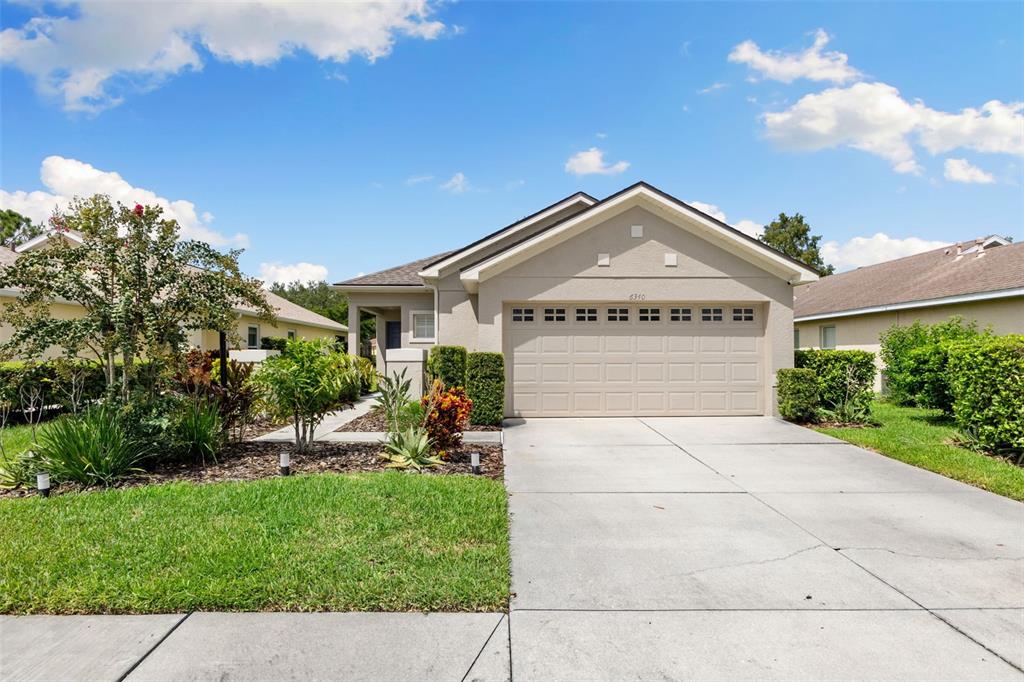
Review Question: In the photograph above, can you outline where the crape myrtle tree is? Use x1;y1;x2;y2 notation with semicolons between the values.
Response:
0;195;273;399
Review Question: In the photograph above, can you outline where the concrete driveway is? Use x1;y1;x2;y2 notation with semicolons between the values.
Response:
503;417;1024;681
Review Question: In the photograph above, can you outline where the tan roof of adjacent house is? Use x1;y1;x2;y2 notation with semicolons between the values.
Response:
239;290;346;332
0;248;19;267
337;250;456;287
794;237;1024;319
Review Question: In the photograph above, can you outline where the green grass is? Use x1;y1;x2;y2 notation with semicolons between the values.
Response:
817;401;1024;501
1;423;36;459
0;472;510;614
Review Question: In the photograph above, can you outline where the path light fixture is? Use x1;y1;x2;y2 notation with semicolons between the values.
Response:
36;472;51;498
279;452;291;477
470;452;481;475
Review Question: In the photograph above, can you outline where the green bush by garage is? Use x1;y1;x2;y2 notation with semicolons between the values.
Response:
427;346;467;389
946;335;1024;455
466;352;504;426
793;349;876;423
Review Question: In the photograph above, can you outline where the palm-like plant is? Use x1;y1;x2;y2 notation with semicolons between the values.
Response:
380;426;442;471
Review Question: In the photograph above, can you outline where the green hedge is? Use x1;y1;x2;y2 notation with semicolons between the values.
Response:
794;349;876;421
879;317;985;408
428;345;467;388
776;368;819;422
947;335;1024;455
260;337;288;351
0;360;108;413
466;352;504;426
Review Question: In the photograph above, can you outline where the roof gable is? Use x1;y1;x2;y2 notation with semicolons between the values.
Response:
459;182;820;292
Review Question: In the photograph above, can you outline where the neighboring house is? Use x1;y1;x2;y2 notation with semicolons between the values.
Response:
0;232;346;359
794;236;1023;390
335;182;818;417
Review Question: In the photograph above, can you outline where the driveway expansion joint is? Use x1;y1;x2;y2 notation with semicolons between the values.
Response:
119;611;192;681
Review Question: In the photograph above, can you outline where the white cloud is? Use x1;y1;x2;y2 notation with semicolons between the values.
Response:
405;174;434;186
697;82;728;95
944;158;995;184
762;82;1024;174
505;179;526;190
0;155;248;247
595;132;607;139
821;233;948;271
440;172;469;194
564;148;630;176
0;1;447;112
728;28;861;84
259;261;329;287
688;200;763;238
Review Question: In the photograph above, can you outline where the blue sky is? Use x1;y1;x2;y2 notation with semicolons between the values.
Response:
1;1;1021;283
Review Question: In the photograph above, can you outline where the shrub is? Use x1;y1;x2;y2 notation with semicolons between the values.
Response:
776;368;820;422
880;317;986;407
795;349;875;423
467;352;504;426
252;339;359;451
380;426;442;471
947;335;1024;456
376;369;412;434
0;360;108;418
0;450;38;489
397;400;426;431
428;346;467;388
328;353;369;403
260;337;288;351
171;398;224;465
421;380;472;457
37;404;149;486
212;359;258;442
354;356;378;394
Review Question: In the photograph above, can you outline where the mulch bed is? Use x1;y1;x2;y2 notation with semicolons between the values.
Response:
0;441;504;499
340;407;502;432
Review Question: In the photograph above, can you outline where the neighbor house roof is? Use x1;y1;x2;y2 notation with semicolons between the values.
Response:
336;251;455;287
240;290;346;332
0;248;19;267
794;237;1024;321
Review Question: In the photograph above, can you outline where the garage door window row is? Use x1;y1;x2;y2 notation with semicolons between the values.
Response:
513;305;758;325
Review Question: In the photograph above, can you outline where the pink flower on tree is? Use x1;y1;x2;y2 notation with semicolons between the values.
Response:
133;204;144;217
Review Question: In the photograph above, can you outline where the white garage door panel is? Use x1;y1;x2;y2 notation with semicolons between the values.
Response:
509;303;765;416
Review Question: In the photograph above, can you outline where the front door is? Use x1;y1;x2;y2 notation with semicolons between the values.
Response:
385;320;402;349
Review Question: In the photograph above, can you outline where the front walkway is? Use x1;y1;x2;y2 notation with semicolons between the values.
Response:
503;417;1023;680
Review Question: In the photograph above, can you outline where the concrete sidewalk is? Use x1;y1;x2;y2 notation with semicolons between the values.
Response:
0;612;509;682
254;393;379;442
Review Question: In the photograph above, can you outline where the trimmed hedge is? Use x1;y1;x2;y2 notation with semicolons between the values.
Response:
260;337;288;351
0;360;108;414
794;349;876;421
879;317;985;408
947;335;1024;455
428;345;467;388
776;368;820;422
466;352;504;426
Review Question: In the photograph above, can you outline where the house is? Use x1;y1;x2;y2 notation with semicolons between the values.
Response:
794;236;1024;390
0;231;346;359
335;182;819;417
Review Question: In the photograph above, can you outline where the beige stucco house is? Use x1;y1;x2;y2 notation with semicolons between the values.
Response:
794;236;1023;390
335;182;818;418
0;231;346;359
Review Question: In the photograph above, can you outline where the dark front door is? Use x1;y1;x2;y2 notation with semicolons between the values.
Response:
385;321;402;349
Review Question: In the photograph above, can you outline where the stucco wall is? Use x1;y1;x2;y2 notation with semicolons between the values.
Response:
794;295;1024;390
476;206;795;416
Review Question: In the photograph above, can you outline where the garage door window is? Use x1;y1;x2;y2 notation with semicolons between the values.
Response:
701;307;723;322
669;307;692;322
638;307;661;322
732;307;754;322
575;307;598;322
607;307;629;322
512;308;534;322
544;307;566;322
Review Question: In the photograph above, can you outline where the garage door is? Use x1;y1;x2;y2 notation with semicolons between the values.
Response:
508;303;765;416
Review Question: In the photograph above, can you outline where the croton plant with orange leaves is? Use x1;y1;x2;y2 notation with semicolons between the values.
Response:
421;380;473;459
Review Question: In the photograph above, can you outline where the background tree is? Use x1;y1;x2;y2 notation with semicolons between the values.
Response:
269;280;375;352
0;209;44;248
0;195;273;398
759;212;836;275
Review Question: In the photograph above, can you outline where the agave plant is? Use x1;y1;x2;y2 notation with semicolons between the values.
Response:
380;426;442;471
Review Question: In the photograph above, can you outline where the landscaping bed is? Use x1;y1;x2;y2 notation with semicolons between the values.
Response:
340;406;501;432
0;441;504;499
0;471;510;614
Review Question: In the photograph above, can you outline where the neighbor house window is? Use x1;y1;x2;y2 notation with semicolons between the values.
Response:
670;307;692;322
607;307;629;322
638;307;661;322
512;307;534;322
544;307;566;322
732;307;754;322
575;307;598;322
411;311;435;341
247;325;259;349
287;329;296;341
820;325;837;349
701;307;723;322
794;329;800;349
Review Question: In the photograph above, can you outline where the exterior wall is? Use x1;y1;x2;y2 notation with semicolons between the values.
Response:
0;296;94;359
794;295;1024;391
476;206;795;416
345;290;435;375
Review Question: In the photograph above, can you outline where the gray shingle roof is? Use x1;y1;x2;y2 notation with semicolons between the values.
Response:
794;238;1024;319
335;251;455;287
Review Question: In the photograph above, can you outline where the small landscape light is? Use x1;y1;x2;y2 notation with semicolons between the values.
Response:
470;452;481;475
279;452;291;477
36;472;51;498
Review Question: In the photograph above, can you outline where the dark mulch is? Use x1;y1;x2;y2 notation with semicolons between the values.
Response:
341;407;502;432
0;442;504;499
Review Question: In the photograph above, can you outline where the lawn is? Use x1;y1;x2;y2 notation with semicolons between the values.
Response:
1;423;36;459
818;401;1024;501
0;472;510;614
